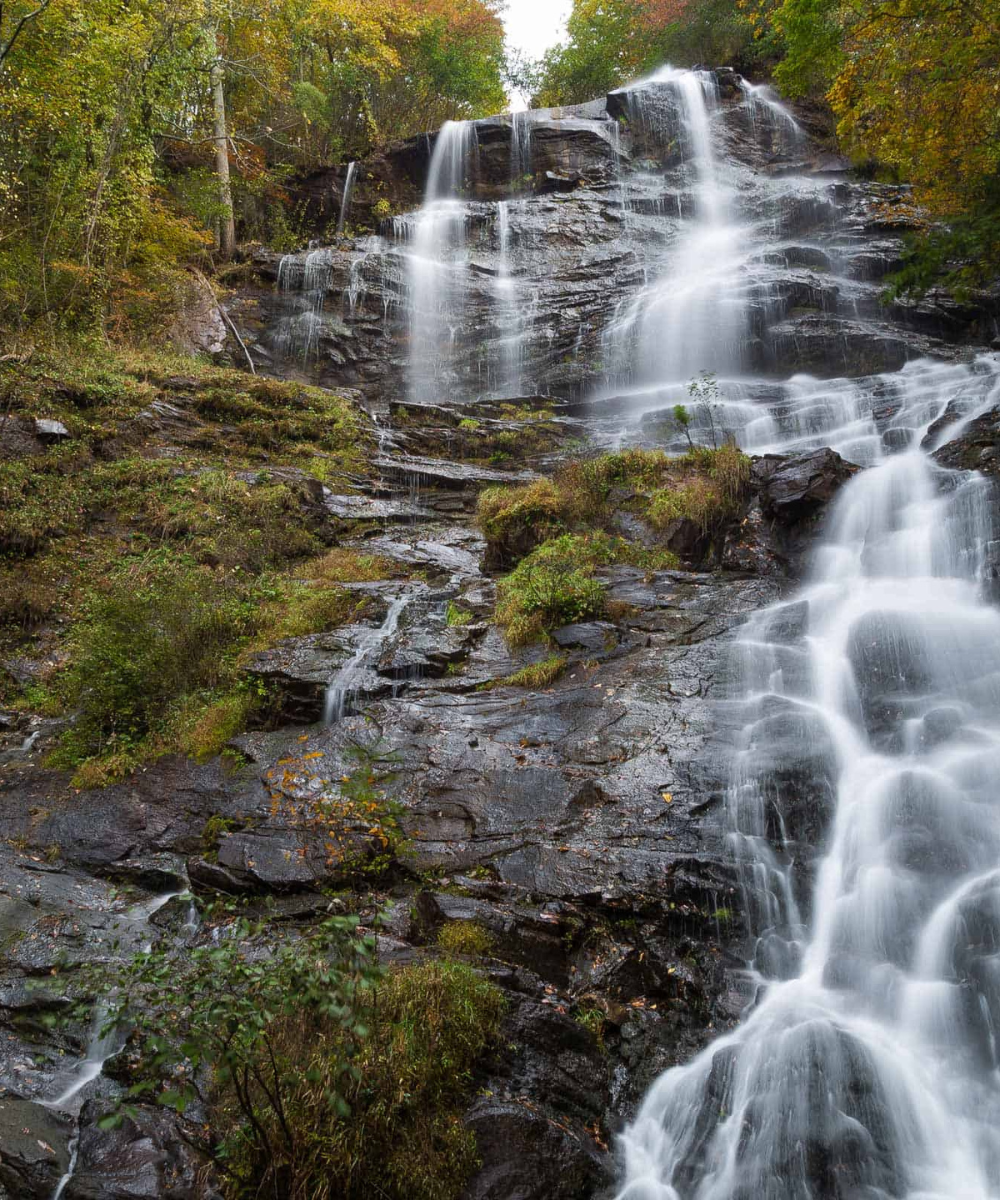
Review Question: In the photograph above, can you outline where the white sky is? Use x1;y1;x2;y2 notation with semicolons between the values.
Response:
503;0;571;109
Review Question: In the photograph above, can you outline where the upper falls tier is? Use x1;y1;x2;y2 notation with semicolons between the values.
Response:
238;67;997;413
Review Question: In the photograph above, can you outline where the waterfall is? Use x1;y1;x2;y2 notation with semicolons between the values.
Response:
607;67;747;388
511;109;532;186
615;72;1000;1200
273;247;334;361
324;593;410;724
495;199;523;397
406;120;476;403
337;160;357;235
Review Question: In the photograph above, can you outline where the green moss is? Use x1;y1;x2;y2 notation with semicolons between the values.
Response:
436;921;494;957
446;601;474;627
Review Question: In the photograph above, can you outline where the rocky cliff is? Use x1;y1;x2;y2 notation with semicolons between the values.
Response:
3;68;1000;1200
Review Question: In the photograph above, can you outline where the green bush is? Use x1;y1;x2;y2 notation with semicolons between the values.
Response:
495;536;607;646
98;919;505;1200
476;478;565;568
310;959;505;1200
436;921;495;957
53;560;260;762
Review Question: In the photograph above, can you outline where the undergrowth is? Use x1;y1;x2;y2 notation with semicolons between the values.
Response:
479;446;750;646
0;343;384;783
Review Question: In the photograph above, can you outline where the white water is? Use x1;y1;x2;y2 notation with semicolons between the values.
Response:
406;120;476;403
511;109;532;185
607;68;747;385
615;67;1000;1200
495;199;525;396
337;161;357;235
43;889;190;1199
274;247;334;361
323;593;410;724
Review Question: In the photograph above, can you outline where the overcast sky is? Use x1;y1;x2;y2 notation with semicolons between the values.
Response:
503;0;571;109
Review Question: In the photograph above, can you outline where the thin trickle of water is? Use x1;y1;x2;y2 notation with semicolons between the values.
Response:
337;161;357;235
43;888;187;1199
324;594;410;724
494;200;526;397
511;109;532;187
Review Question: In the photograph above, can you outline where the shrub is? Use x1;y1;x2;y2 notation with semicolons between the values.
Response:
495;540;606;646
54;560;260;762
647;443;750;536
96;920;505;1200
313;959;505;1200
476;478;565;569
493;532;672;646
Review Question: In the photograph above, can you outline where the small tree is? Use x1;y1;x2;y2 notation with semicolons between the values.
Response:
94;909;381;1186
672;402;694;448
687;371;723;449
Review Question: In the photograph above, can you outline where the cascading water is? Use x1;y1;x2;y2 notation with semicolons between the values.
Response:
323;593;410;724
44;888;194;1200
337;160;357;235
406;120;476;403
614;68;1000;1200
511;109;532;186
494;199;523;397
273;247;334;361
607;68;747;386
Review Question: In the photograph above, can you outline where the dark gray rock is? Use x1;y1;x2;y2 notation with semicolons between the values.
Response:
754;447;859;523
68;1100;221;1200
0;1094;72;1198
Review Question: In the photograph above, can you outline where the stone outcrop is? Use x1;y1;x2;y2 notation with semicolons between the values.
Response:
227;73;999;402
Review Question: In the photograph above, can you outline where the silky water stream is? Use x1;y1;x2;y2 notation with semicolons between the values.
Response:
613;68;1000;1200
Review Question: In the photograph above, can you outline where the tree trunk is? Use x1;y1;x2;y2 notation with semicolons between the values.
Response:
210;35;234;261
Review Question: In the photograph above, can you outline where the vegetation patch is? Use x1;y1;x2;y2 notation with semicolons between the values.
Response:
477;446;750;576
446;601;475;627
436;921;495;957
484;654;568;689
480;448;749;647
93;913;505;1200
0;346;381;779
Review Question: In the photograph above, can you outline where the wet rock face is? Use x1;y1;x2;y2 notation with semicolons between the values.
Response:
747;447;858;570
0;493;777;1197
754;447;859;522
232;74;998;405
0;1094;72;1197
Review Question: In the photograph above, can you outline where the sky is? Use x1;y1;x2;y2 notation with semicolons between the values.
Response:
503;0;572;109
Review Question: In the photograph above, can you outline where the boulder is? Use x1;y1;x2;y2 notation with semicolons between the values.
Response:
754;447;858;523
0;1094;72;1198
